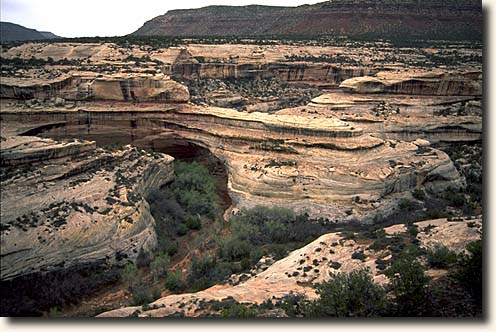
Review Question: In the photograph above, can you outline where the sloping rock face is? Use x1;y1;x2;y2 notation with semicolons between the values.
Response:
133;0;482;40
98;216;481;317
0;124;174;282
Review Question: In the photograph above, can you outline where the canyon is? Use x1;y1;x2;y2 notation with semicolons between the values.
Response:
0;37;482;316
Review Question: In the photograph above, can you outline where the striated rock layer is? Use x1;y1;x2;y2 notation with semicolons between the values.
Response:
0;124;174;281
0;73;189;103
0;103;463;222
339;72;481;96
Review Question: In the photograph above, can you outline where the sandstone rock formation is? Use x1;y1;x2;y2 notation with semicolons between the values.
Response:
98;216;481;317
339;72;481;96
279;91;482;143
0;123;174;281
0;36;482;317
0;40;480;222
0;103;464;222
0;73;189;103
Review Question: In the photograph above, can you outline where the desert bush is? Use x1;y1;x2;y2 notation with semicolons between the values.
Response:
412;189;426;200
385;249;431;316
121;262;139;291
185;215;202;230
453;239;482;305
443;188;466;207
150;252;170;282
426;245;457;268
131;284;151;306
164;269;185;293
399;198;413;210
219;238;252;261
220;303;257;318
304;269;388;317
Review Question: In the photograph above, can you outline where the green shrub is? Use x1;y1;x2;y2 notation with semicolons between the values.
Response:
121;262;139;291
425;209;451;219
150;252;170;281
412;189;426;200
304;269;388;317
426;245;457;268
399;198;413;211
131;284;151;306
220;303;257;318
385;249;431;316
176;223;188;236
220;238;252;261
407;224;419;238
185;215;202;230
165;269;184;293
453;240;482;305
443;188;466;207
351;252;367;262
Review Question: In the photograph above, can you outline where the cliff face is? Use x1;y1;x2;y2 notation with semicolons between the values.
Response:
0;128;174;282
133;0;482;40
172;62;377;86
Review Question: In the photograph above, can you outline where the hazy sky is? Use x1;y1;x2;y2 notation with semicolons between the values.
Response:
0;0;325;38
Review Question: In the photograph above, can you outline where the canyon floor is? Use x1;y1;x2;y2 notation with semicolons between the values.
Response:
0;37;483;317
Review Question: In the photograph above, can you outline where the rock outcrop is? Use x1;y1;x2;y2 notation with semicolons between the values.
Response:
0;73;190;103
339;72;482;96
0;40;479;221
279;91;482;143
0;124;174;281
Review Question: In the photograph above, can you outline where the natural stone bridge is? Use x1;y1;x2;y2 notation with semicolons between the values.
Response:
1;103;463;223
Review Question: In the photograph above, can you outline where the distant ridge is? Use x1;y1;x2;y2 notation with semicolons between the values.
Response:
133;0;482;40
0;22;59;42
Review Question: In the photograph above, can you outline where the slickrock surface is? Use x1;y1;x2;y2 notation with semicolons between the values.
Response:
0;124;174;280
98;216;481;317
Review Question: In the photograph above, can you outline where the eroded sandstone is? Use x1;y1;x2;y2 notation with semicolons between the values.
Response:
0;123;174;281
